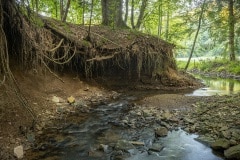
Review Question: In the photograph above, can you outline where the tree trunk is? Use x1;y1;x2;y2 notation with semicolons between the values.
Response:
101;0;127;28
82;0;85;25
124;0;129;23
60;0;64;21
135;0;148;29
35;0;39;14
54;0;58;19
185;0;206;70
158;0;162;38
165;1;170;40
115;0;127;27
131;0;135;28
62;0;71;22
228;0;235;61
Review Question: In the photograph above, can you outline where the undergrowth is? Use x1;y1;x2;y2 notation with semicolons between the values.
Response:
177;58;240;75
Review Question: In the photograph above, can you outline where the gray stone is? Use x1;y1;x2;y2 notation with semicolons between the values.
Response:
115;140;135;151
224;144;240;159
211;139;231;150
14;145;24;159
155;127;168;137
142;109;152;117
149;143;164;152
195;135;215;145
100;144;109;153
221;130;231;139
184;117;195;124
162;111;172;120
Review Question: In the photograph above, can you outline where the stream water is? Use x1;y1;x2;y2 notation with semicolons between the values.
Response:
26;76;240;160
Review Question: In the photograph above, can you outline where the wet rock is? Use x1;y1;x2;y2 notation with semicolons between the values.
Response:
211;139;231;150
160;121;171;129
224;144;240;159
115;140;136;151
195;135;215;145
14;145;24;159
149;143;164;152
155;127;168;137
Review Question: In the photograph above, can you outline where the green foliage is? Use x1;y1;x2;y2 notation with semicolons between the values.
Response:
177;58;240;75
24;0;240;62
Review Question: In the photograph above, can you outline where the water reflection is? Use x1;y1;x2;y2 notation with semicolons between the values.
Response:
188;75;240;96
127;129;222;160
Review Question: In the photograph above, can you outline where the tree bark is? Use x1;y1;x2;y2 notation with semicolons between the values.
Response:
228;0;235;61
101;0;127;28
165;3;169;41
135;0;148;29
158;0;162;38
60;0;64;21
185;0;206;70
124;0;129;23
130;0;135;28
62;0;71;22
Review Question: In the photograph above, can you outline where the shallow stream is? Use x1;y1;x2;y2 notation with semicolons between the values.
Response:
26;76;240;160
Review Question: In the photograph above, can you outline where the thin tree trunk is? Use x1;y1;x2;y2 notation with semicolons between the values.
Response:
124;0;129;23
87;0;94;40
82;0;85;25
185;0;206;70
228;0;235;61
60;0;64;21
131;0;135;28
62;0;71;22
54;0;58;19
35;0;38;14
158;0;162;38
135;0;148;29
165;6;169;40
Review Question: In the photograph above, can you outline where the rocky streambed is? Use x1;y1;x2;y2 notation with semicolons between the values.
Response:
22;90;240;160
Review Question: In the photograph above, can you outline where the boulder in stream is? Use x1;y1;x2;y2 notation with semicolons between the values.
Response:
115;140;136;151
155;127;168;137
210;139;231;150
224;144;240;159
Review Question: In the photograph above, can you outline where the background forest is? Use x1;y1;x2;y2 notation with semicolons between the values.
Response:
24;0;240;59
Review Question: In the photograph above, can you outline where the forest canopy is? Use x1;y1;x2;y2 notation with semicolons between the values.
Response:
23;0;240;60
